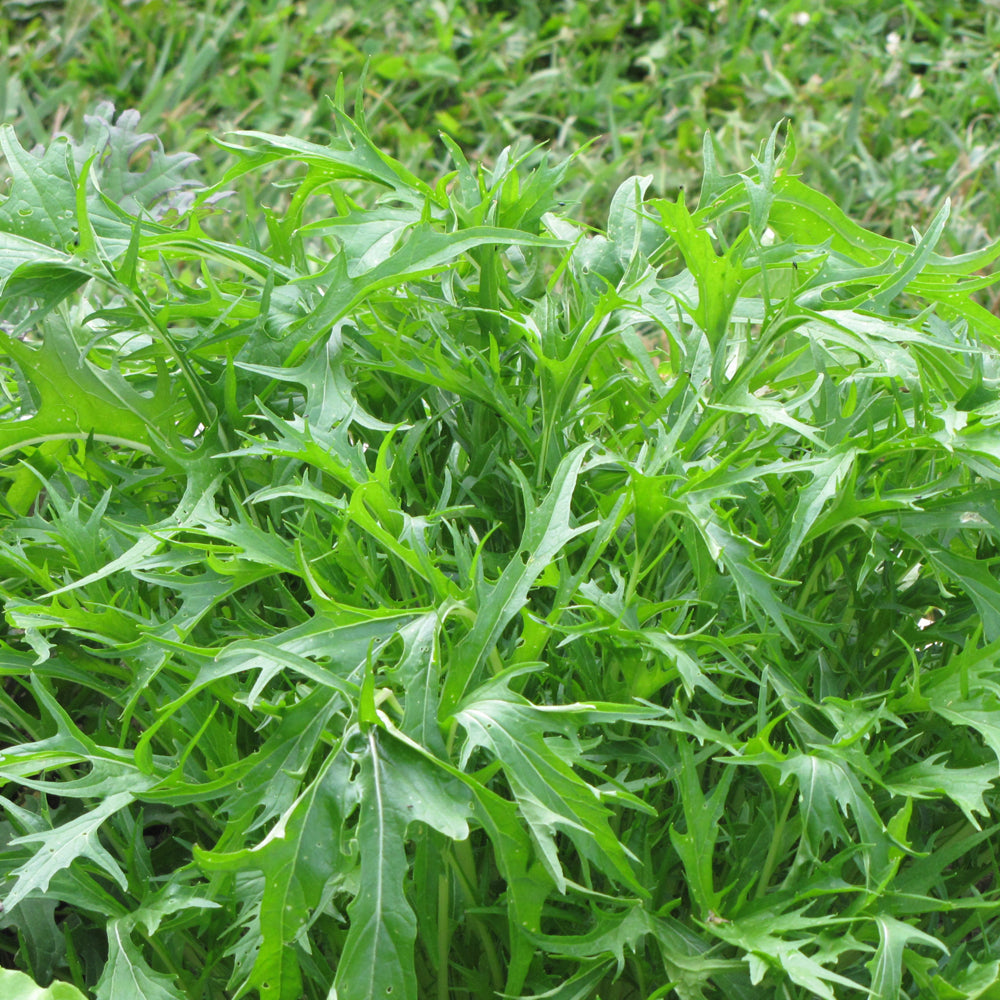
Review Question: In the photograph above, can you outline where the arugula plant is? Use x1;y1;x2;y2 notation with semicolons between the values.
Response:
1;99;1000;1000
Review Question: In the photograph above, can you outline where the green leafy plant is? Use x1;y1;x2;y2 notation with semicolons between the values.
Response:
2;99;1000;1000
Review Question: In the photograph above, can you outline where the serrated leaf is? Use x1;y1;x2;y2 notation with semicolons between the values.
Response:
0;896;63;986
924;547;1000;643
441;443;595;712
3;792;133;914
0;311;179;463
0;129;82;250
774;751;888;880
768;175;1000;276
455;679;644;893
77;102;202;219
214;688;344;841
127;881;221;936
0;675;151;796
669;740;735;915
775;447;858;576
884;756;996;829
468;786;551;995
709;906;865;1000
240;224;562;368
391;612;447;755
195;752;355;1000
219;111;437;204
940;959;1000;999
922;642;1000;763
334;730;471;1000
652;193;748;347
235;328;395;433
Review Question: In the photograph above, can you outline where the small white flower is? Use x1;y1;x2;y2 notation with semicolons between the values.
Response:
761;227;776;246
793;12;810;26
886;31;902;56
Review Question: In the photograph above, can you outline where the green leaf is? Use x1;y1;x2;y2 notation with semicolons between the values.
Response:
924;547;1000;643
0;970;88;1000
0;103;197;272
213;689;344;841
241;224;562;367
195;752;355;1000
740;746;889;882
441;443;595;713
0;235;90;302
768;175;1000;277
77;102;202;219
884;756;996;829
775;447;858;576
334;731;471;1000
0;128;83;250
2;792;133;914
0;312;177;462
936;959;1000;999
95;917;185;1000
391;611;448;754
468;787;551;996
866;914;947;1000
455;679;646;894
709;906;865;1000
217;112;438;205
653;193;748;347
921;641;1000;763
669;740;734;916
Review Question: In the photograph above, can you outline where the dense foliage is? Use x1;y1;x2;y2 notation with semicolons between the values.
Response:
1;83;1000;999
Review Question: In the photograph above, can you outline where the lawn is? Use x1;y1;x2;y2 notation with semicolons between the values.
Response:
1;2;1000;999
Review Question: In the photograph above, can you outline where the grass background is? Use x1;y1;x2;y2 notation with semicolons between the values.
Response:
4;0;999;258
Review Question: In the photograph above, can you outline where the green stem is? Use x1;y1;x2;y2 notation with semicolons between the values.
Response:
755;786;795;899
437;872;451;1000
449;841;504;992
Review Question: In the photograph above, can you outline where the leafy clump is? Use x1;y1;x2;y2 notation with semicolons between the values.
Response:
1;99;1000;1000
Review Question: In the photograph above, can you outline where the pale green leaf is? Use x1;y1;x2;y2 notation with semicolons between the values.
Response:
867;914;947;1000
0;970;88;1000
884;755;996;829
3;792;133;914
95;918;185;1000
